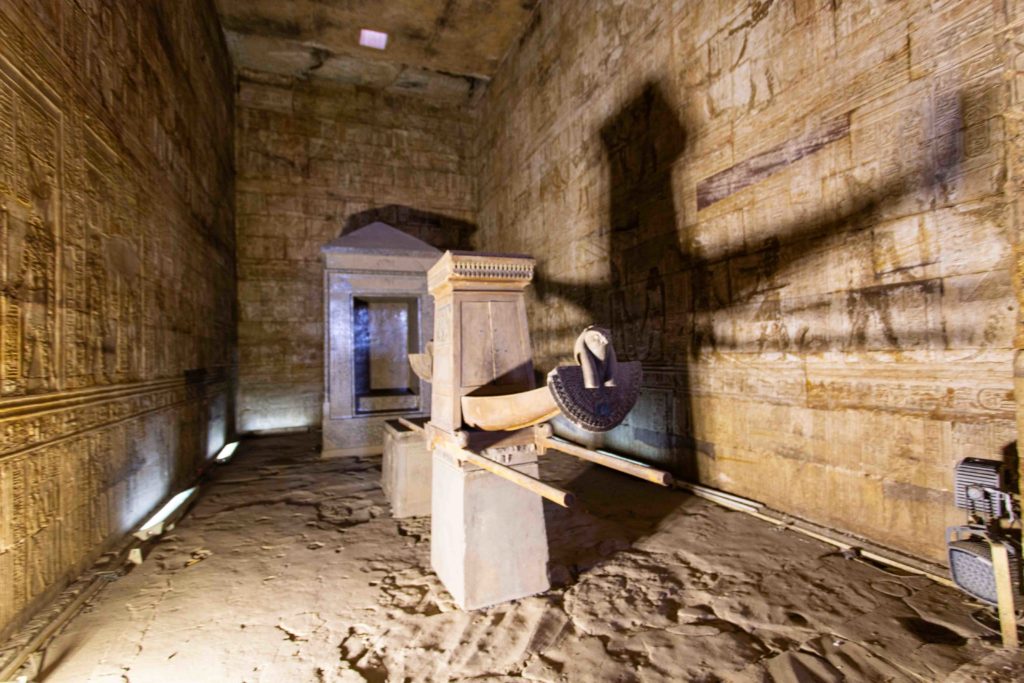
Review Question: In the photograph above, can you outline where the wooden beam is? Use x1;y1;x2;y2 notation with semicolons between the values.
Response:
452;447;575;508
545;436;673;486
397;417;423;432
990;539;1020;649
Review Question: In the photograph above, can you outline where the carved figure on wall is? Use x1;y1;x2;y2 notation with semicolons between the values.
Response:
0;75;60;397
2;203;56;395
83;232;109;384
82;143;144;385
23;214;55;389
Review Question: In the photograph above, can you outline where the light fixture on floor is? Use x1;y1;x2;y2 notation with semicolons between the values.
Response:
133;487;199;540
946;457;1021;648
947;458;1020;605
215;440;239;464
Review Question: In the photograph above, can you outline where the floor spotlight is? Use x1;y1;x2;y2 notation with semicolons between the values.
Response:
215;441;239;464
133;487;199;540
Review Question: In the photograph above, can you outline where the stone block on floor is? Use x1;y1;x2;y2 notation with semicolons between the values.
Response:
382;419;432;518
430;447;550;610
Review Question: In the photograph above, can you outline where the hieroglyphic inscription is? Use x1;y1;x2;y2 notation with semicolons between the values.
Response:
0;379;227;458
644;361;1013;423
0;58;61;397
804;374;1015;421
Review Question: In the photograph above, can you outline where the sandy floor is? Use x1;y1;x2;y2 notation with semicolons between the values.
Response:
39;433;1024;682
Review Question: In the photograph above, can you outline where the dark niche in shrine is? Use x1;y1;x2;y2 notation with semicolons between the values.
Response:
352;296;420;414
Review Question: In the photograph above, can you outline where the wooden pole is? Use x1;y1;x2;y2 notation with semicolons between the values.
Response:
990;538;1020;648
397;417;423;432
544;436;673;487
453;447;575;508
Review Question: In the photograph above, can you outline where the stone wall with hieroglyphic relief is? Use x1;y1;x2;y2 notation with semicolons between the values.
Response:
474;0;1017;563
0;1;235;638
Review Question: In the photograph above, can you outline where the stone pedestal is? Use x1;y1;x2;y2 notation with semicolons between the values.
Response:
382;419;432;518
431;446;549;610
320;222;440;457
425;252;551;609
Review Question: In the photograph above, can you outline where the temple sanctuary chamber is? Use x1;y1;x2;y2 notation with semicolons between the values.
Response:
2;1;1024;681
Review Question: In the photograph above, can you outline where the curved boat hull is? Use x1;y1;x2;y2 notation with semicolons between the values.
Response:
460;386;560;431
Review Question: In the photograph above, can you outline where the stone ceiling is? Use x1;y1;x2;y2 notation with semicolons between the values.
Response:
214;0;538;99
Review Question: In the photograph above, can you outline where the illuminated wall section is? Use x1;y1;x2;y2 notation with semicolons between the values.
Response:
0;2;236;639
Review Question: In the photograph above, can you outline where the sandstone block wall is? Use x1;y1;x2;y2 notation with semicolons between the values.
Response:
235;76;475;433
474;0;1017;562
0;1;235;638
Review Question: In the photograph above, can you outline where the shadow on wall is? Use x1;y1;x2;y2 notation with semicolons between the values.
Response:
341;204;476;251
538;79;969;480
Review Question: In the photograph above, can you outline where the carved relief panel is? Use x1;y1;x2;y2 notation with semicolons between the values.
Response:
0;61;61;397
77;128;143;386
